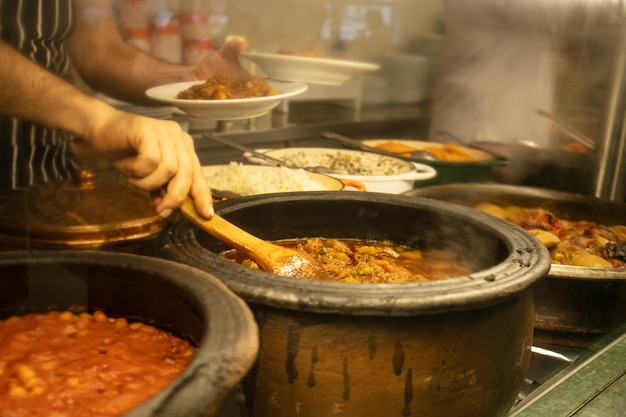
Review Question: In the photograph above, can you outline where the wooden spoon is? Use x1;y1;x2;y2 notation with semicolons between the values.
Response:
179;196;330;280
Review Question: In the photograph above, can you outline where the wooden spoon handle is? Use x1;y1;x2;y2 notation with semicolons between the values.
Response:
179;197;276;260
179;196;330;280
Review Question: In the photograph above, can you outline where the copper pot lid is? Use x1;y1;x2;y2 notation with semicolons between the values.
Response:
0;170;165;247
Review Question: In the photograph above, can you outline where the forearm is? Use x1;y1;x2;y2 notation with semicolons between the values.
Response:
75;45;193;105
0;40;115;140
69;0;196;105
70;1;247;107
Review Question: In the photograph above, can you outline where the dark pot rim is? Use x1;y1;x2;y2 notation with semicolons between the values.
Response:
0;250;259;417
161;192;551;316
548;264;626;280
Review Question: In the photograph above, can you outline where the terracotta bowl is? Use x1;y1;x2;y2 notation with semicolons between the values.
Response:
0;250;259;417
158;192;551;417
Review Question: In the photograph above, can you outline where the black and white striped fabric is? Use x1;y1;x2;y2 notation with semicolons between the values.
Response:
0;0;77;192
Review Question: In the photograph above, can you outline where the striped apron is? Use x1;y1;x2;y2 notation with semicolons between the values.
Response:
0;0;77;192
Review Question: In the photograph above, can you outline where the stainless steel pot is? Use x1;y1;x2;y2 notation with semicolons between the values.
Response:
469;141;596;195
158;192;551;417
0;250;259;417
407;183;626;348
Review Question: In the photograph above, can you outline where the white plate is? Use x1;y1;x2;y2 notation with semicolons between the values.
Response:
240;52;380;86
244;148;437;194
145;80;307;120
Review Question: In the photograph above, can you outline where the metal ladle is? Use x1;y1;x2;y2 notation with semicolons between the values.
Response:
320;131;441;161
203;134;332;173
179;196;330;280
537;109;596;150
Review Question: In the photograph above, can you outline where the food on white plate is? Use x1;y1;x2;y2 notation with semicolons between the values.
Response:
274;149;413;176
176;74;277;100
146;79;307;120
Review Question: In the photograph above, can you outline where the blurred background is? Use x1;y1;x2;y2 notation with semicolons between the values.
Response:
110;0;626;201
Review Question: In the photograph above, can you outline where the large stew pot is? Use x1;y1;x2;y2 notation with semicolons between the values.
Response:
408;183;626;348
0;250;259;417
159;192;551;417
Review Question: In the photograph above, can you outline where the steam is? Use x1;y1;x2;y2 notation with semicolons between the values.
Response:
429;0;620;148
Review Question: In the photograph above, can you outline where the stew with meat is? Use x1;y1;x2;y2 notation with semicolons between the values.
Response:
222;238;469;283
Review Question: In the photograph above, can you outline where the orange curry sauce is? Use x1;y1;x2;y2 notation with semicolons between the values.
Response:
0;310;195;417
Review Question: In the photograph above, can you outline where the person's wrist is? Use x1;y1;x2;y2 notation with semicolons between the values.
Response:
77;98;117;144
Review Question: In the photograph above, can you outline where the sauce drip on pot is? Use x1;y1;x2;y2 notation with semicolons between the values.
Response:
222;238;469;283
0;310;195;417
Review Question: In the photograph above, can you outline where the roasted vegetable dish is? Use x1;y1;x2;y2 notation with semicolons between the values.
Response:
176;74;277;100
222;238;469;283
475;203;626;268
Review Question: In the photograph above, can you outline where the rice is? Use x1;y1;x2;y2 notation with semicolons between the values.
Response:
205;162;330;196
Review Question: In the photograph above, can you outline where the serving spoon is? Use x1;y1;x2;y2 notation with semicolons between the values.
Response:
179;196;330;280
536;108;596;150
321;131;440;161
203;133;332;173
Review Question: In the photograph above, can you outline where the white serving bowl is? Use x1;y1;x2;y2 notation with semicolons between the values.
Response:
202;163;353;197
239;52;380;86
145;80;307;120
259;147;437;194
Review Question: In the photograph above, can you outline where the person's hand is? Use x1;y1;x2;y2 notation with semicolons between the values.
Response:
84;106;213;220
190;37;251;80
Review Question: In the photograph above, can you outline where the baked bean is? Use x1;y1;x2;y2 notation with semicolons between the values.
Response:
0;310;195;417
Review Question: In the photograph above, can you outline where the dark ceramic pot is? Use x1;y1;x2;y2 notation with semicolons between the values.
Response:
408;183;626;348
0;250;259;417
159;192;551;417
